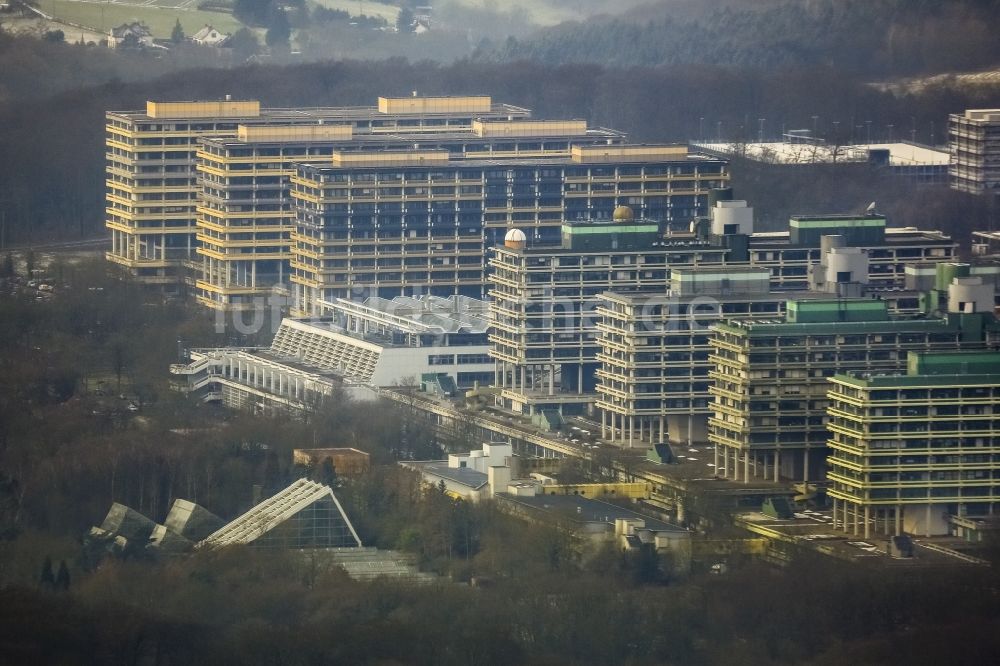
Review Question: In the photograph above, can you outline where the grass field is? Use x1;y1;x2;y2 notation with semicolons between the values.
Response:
35;0;244;38
444;0;652;27
312;0;399;22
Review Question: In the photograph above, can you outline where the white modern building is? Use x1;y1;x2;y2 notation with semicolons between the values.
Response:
401;441;515;502
170;295;493;412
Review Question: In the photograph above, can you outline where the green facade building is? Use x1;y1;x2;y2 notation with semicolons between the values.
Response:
709;284;999;484
827;351;1000;537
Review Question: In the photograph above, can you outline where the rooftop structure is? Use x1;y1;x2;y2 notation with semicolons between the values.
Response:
692;140;949;184
949;109;1000;195
827;351;1000;537
199;478;362;549
401;441;514;501
85;498;224;557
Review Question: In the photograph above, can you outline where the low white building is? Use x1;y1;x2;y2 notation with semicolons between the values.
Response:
107;22;154;49
171;295;493;412
190;24;230;47
401;441;514;502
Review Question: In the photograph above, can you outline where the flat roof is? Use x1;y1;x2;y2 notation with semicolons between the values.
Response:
691;140;949;166
108;102;533;123
319;294;490;335
404;462;489;490
832;371;1000;389
202;127;626;149
600;287;898;305
749;226;953;247
498;493;686;532
295;148;725;172
713;312;992;337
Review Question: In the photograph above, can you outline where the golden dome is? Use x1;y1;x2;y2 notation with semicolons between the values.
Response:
612;205;635;222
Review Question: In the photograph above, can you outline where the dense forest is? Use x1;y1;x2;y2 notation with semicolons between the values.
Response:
481;0;1000;77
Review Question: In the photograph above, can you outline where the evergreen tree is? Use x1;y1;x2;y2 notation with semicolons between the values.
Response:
171;19;185;44
319;457;337;487
228;27;260;61
39;556;54;588
55;560;70;591
265;7;291;50
396;7;414;33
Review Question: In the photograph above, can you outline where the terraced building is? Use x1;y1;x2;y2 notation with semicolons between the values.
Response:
106;96;532;289
196;118;627;310
290;144;728;315
709;271;999;485
827;351;1000;537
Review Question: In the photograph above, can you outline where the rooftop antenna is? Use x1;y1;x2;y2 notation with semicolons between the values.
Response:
865;201;877;216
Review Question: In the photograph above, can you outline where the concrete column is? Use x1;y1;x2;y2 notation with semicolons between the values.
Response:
659;416;665;444
864;505;871;539
853;504;859;536
520;367;526;392
774;450;780;482
687;414;693;446
713;444;719;475
832;498;838;529
895;504;901;536
578;364;583;395
723;446;729;478
548;364;554;395
628;416;634;448
803;449;810;484
925;504;932;538
743;451;749;485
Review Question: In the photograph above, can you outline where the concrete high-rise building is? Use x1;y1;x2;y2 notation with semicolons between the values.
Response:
289;145;729;315
949;108;1000;195
709;269;999;484
488;193;956;443
489;207;732;419
595;233;928;447
106;96;533;289
827;350;1000;538
195;118;627;310
595;267;784;447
